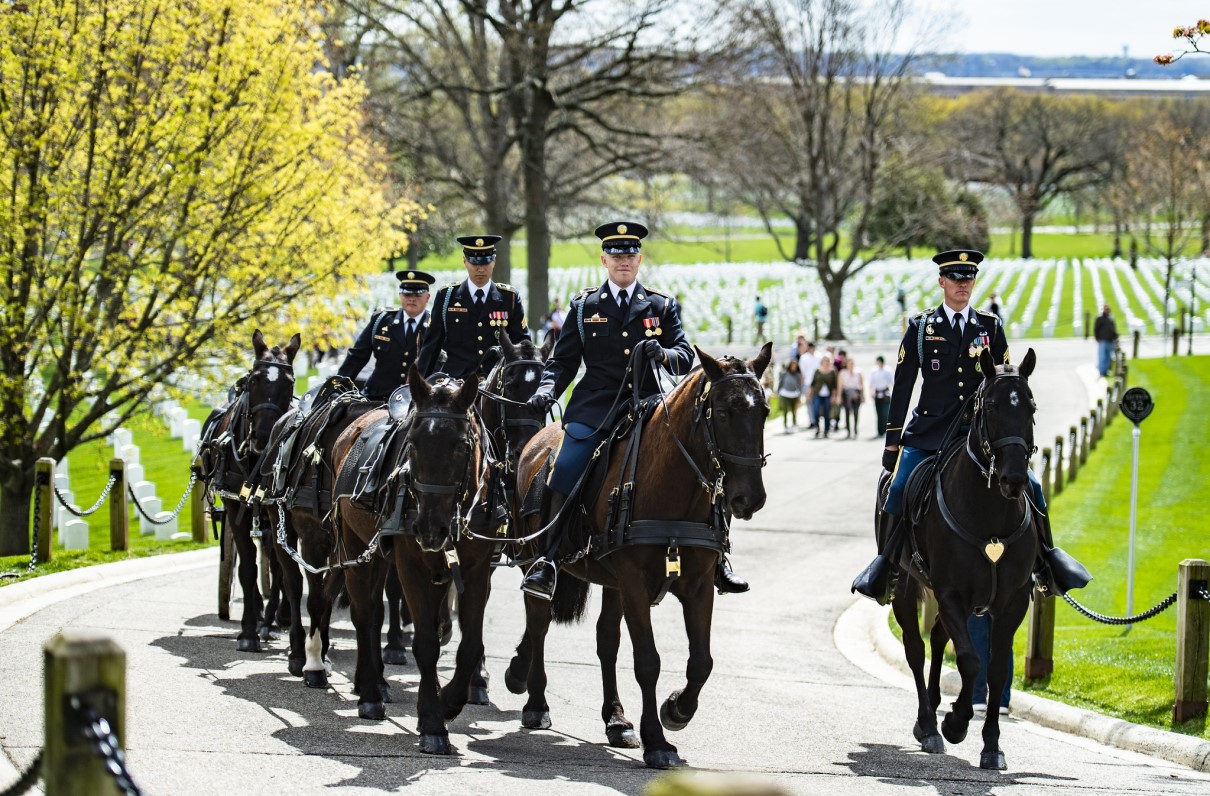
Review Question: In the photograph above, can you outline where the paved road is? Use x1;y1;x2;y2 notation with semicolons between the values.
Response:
1;339;1207;795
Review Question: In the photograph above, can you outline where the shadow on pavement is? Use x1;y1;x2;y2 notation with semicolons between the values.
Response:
152;612;644;793
839;742;1077;794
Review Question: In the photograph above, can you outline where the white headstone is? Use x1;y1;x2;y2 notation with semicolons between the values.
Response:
120;444;140;465
170;532;192;542
139;497;164;537
181;419;201;450
61;518;89;550
307;375;322;392
131;480;156;502
184;432;200;454
153;509;178;540
168;407;189;438
156;400;178;419
54;473;70;492
54;491;74;530
125;463;145;485
54;458;69;479
112;428;133;456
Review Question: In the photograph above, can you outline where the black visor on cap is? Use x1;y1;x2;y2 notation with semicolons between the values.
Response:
466;254;496;265
941;267;978;280
603;242;641;254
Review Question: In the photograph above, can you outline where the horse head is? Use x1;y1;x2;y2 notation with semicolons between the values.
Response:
694;342;773;521
484;330;554;471
406;364;481;553
247;329;300;456
974;347;1037;500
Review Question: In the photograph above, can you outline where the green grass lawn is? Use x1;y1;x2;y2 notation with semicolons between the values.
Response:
987;232;1118;260
1015;355;1210;738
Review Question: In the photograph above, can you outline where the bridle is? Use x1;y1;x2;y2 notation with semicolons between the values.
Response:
244;360;295;454
403;407;484;539
478;355;546;471
965;370;1037;489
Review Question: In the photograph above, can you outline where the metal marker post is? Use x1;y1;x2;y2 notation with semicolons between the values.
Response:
1119;387;1154;627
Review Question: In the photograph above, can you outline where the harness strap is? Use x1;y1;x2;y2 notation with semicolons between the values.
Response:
933;476;1032;560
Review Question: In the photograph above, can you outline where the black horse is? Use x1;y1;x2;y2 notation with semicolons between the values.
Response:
195;330;300;651
508;344;772;768
890;347;1039;771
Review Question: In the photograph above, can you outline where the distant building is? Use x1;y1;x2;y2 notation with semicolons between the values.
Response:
919;73;1210;99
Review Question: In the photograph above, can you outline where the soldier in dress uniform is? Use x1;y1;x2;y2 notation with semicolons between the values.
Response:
851;249;1089;604
519;221;750;600
338;267;436;401
418;234;530;379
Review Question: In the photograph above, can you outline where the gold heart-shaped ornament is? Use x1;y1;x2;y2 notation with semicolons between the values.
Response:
984;540;1005;563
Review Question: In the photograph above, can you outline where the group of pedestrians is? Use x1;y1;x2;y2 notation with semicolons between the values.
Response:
772;336;894;439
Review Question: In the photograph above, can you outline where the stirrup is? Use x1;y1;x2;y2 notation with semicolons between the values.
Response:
520;558;557;601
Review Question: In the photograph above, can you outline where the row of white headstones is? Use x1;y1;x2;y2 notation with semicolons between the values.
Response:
54;405;202;551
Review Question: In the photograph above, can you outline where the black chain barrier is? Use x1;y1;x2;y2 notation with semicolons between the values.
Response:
127;472;197;526
1198;586;1210;603
72;695;145;796
0;751;41;796
1062;591;1179;625
54;475;118;517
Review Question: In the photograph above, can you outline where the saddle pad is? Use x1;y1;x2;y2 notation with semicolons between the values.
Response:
333;411;398;511
520;458;553;519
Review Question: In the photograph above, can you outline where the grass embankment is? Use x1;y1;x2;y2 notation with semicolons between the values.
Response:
1016;355;1210;739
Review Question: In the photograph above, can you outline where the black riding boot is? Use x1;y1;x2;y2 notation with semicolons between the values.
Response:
1034;511;1092;596
520;491;567;601
715;556;749;594
851;511;904;605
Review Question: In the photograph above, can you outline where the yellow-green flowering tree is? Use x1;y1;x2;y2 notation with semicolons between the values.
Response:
0;0;421;554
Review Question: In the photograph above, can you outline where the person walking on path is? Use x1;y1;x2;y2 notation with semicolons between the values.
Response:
839;358;864;439
807;356;839;439
798;341;822;430
1093;304;1118;378
754;295;769;343
776;359;804;432
869;355;893;437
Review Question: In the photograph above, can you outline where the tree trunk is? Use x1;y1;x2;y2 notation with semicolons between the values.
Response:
1201;210;1209;255
793;216;813;262
821;271;846;340
494;230;513;285
485;172;512;285
522;108;552;334
1111;219;1123;259
0;471;34;556
1163;258;1174;338
1021;212;1036;259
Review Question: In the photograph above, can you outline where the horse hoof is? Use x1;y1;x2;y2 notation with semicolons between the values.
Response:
288;658;304;678
941;715;968;745
419;734;454;755
380;683;394;704
383;648;409;666
921;734;945;754
659;695;691;732
606;723;640;748
358;701;386;721
980;750;1007;770
236;637;260;653
258;625;273;642
521;710;551;730
468;686;490;705
643;749;687;770
303;670;328;689
504;666;527;695
218;607;230;621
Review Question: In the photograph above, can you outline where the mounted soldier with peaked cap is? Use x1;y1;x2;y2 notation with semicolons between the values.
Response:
851;249;1090;604
338;263;436;401
418;234;530;379
519;220;750;600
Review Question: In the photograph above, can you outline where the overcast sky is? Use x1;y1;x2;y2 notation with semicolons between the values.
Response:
923;0;1205;58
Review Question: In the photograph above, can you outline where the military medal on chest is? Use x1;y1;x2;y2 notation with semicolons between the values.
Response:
489;310;508;327
642;317;662;337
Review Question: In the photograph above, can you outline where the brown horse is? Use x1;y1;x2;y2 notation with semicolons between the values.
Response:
507;343;772;768
890;348;1039;770
195;330;300;652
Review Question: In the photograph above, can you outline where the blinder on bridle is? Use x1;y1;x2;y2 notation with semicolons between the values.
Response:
967;368;1038;488
403;407;482;534
480;354;546;469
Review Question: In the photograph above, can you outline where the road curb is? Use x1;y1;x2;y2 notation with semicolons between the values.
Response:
834;596;1210;773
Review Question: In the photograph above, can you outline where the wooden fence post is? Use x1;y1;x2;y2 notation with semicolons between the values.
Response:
1040;448;1052;506
1068;426;1079;483
1091;405;1102;448
1025;593;1055;682
1079;418;1089;464
35;457;54;564
191;483;206;544
109;459;128;552
44;631;127;796
1053;436;1065;496
1083;311;1091;339
1132;329;1140;359
1174;558;1210;723
1106;386;1117;423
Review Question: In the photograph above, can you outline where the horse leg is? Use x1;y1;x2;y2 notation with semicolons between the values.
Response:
981;589;1029;771
659;580;714;734
521;594;553;730
936;593;980;745
619;587;684;769
892;577;944;754
505;629;532;695
468;567;497;704
927;610;950;713
438;582;454;647
276;541;306;677
260;537;281;641
383;567;409;666
441;555;492;719
231;516;263;652
346;557;389;720
302;568;332;689
273;550;291;629
597;588;638;748
398;554;454;755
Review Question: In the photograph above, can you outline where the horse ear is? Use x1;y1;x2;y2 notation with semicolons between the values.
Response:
695;345;724;382
252;329;267;358
284;333;301;363
454;373;479;412
979;347;997;381
750;341;773;379
499;329;516;360
407;364;432;405
540;331;556;360
1019;348;1036;379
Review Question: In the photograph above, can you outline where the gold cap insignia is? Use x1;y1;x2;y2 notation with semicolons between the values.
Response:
407;272;415;279
618;224;628;234
476;238;484;246
959;252;968;261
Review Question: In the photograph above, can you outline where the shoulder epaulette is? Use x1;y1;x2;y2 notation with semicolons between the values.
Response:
443;281;460;289
913;308;932;320
644;287;671;299
496;282;516;293
976;308;998;320
572;286;595;301
373;306;399;313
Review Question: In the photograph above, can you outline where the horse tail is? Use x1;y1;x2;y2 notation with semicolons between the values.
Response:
550;574;590;625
